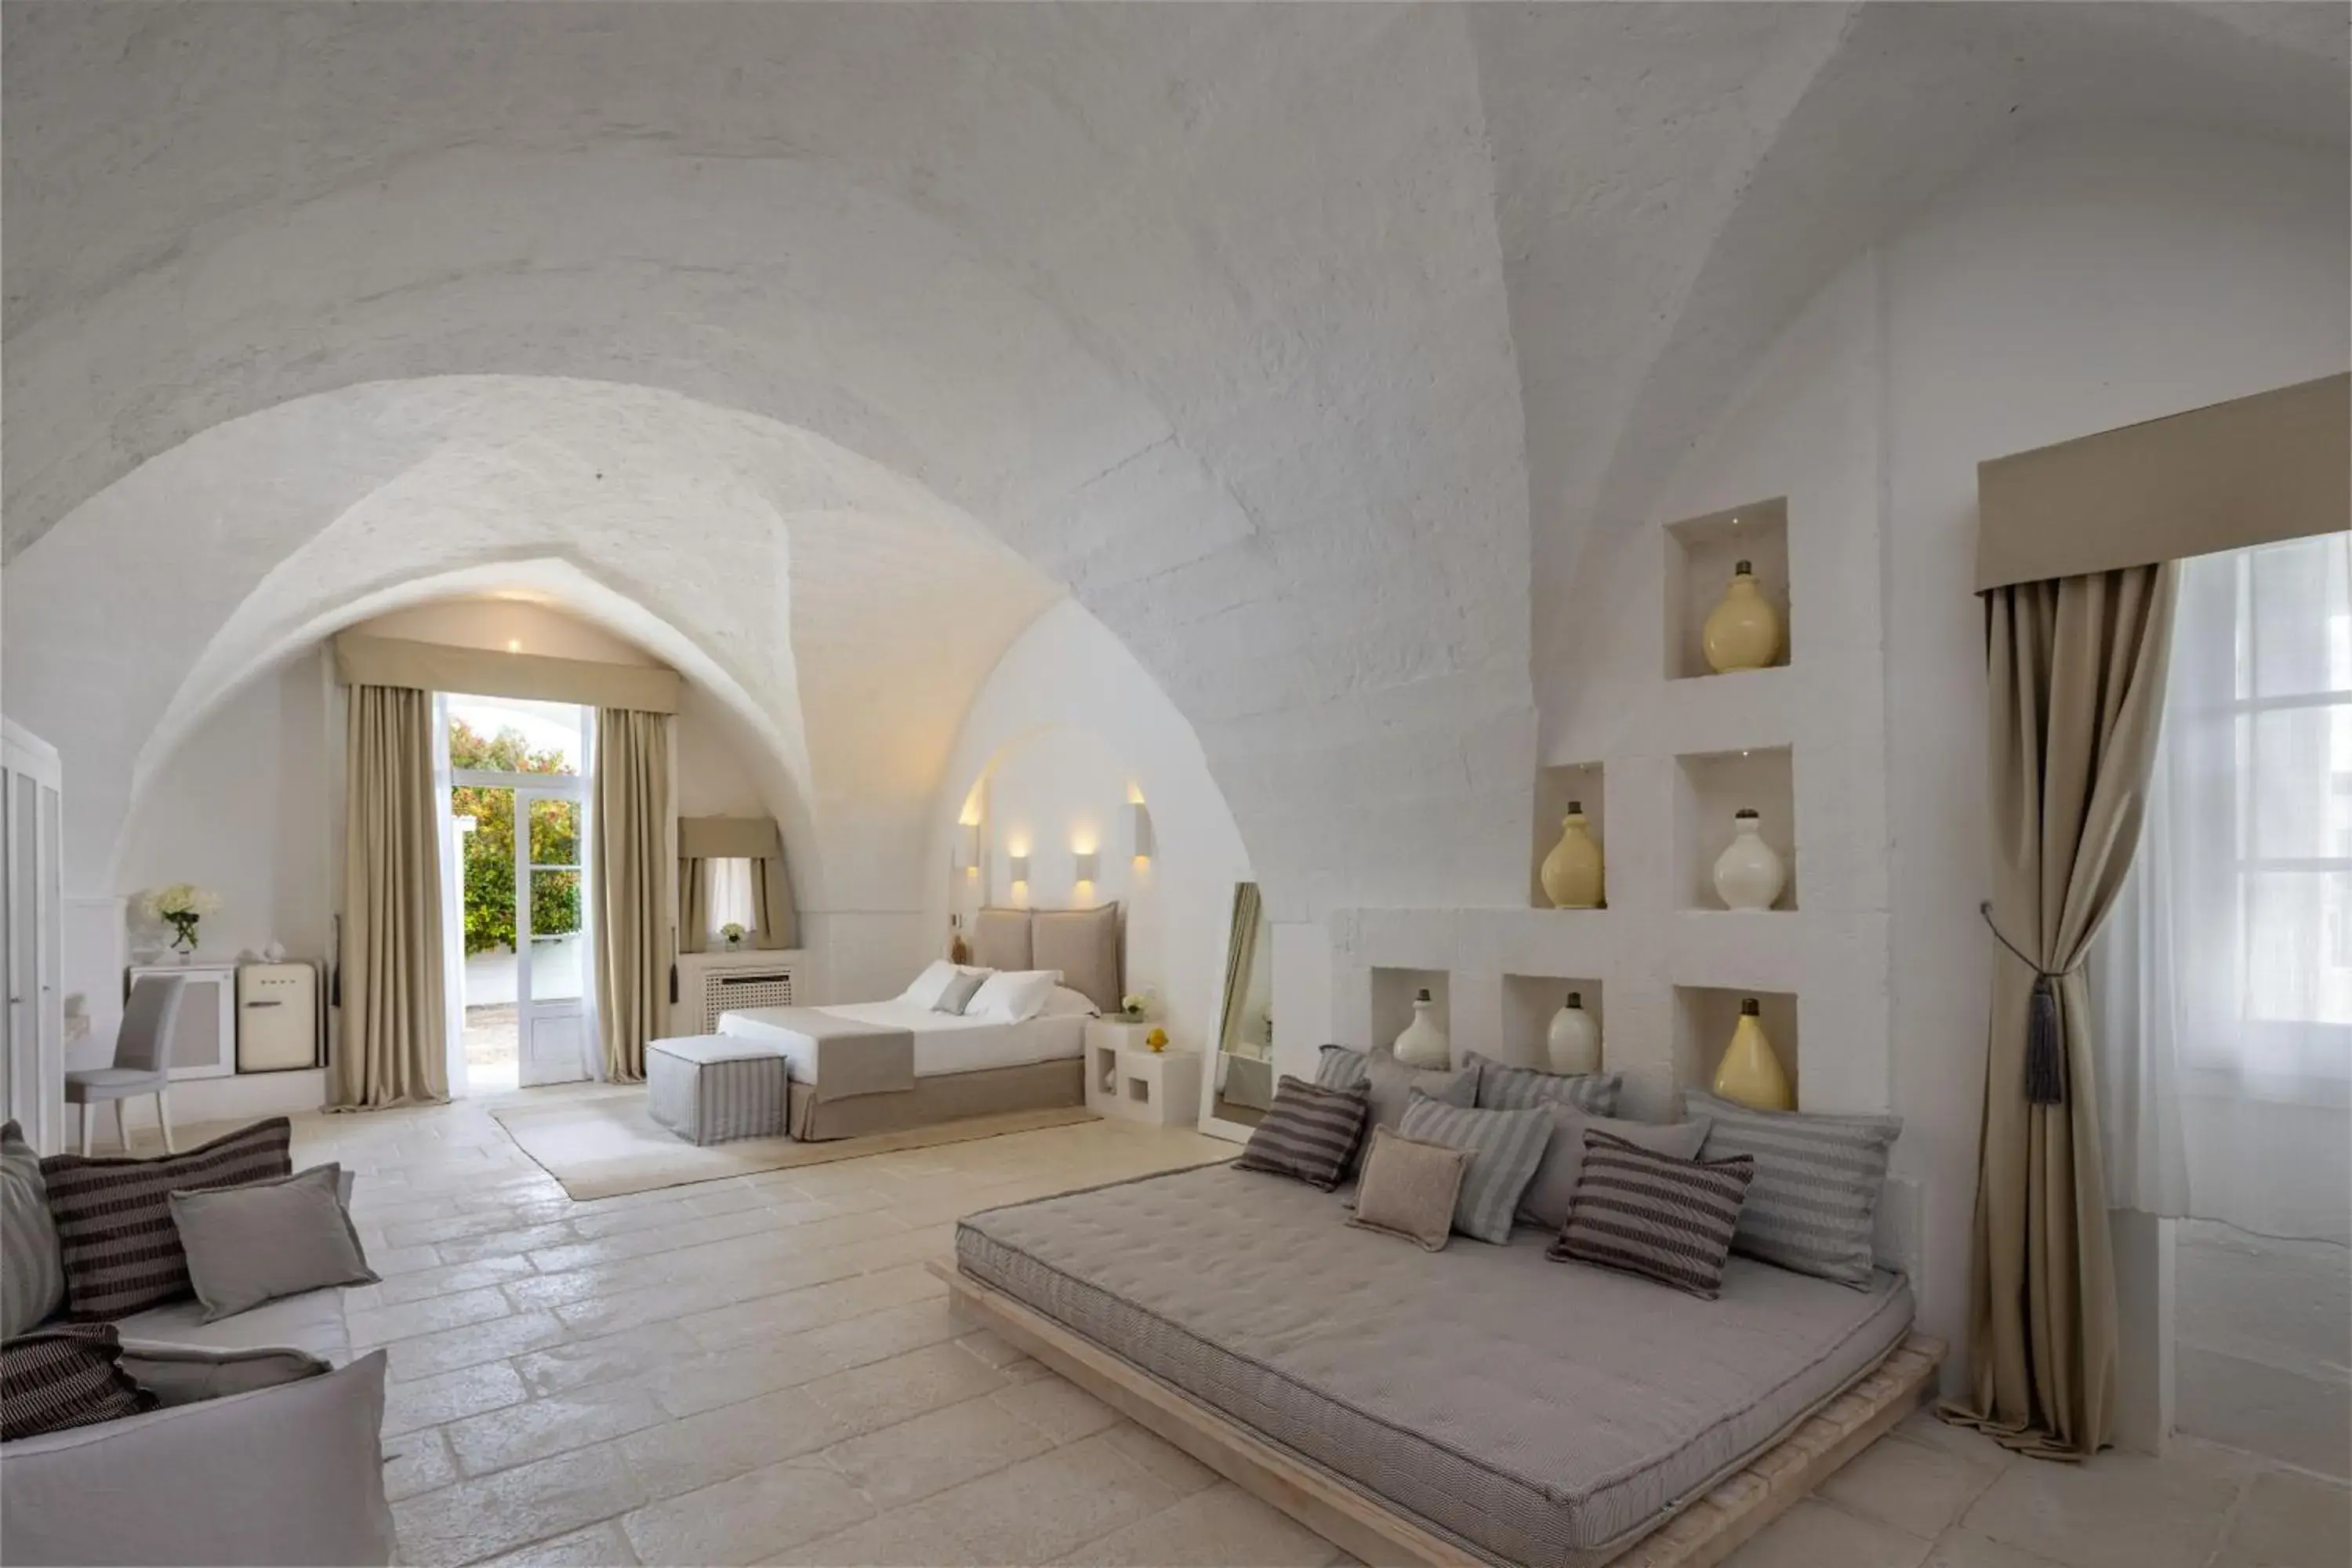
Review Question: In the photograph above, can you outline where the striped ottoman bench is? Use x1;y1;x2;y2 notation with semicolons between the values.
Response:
645;1035;791;1145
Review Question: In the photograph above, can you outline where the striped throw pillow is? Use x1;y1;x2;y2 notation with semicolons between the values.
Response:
1;1323;159;1440
1236;1077;1369;1191
1396;1091;1553;1243
39;1118;295;1319
1550;1131;1755;1299
1682;1091;1900;1288
2;1120;65;1337
1465;1051;1621;1116
1314;1045;1476;1175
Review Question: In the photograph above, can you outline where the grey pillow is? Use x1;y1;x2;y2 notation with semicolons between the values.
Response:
1518;1107;1712;1232
169;1164;379;1323
1315;1045;1476;1173
1347;1127;1471;1251
2;1119;65;1337
1550;1132;1756;1300
117;1341;332;1406
1396;1091;1554;1244
1465;1050;1622;1116
1682;1090;1901;1287
931;968;990;1015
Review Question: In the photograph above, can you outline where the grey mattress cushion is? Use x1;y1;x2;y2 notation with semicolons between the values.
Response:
118;1341;332;1406
1396;1092;1552;1244
115;1283;353;1363
958;1162;1913;1565
1682;1091;1901;1288
1314;1045;1475;1173
2;1119;64;1337
169;1164;379;1323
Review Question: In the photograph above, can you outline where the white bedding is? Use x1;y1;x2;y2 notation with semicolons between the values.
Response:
717;998;1087;1082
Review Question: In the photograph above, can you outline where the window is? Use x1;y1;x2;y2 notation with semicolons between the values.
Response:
708;856;758;946
2158;533;2352;1077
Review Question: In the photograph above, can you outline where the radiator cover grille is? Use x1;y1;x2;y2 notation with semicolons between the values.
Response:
702;967;794;1033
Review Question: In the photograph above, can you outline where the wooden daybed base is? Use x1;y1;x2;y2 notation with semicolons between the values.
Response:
933;1259;1946;1568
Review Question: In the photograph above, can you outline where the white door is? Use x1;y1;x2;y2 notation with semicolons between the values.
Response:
516;788;590;1087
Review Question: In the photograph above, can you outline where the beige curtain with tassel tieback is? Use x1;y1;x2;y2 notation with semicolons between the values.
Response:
594;710;671;1083
333;684;448;1110
1944;564;2176;1460
753;855;798;950
677;858;710;954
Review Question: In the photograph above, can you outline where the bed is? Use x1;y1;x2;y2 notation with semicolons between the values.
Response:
948;1161;1942;1568
712;902;1120;1140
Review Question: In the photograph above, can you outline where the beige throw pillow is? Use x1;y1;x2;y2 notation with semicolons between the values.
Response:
1346;1126;1472;1251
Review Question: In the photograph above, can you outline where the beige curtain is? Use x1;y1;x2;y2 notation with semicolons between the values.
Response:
1945;564;2176;1460
333;685;448;1110
1216;883;1262;1054
593;710;671;1083
677;857;710;954
753;855;798;950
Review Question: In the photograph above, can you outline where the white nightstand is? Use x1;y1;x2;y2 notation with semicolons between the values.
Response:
1083;1020;1202;1128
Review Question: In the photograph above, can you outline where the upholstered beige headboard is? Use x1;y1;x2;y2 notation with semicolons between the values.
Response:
971;907;1033;972
971;904;1124;1012
1033;905;1123;1014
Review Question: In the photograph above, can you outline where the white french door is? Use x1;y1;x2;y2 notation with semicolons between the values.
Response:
514;787;589;1087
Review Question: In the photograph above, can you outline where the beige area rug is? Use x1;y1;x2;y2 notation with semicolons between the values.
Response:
488;1088;1100;1201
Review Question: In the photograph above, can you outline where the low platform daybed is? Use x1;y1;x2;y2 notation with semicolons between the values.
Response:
945;1161;1944;1568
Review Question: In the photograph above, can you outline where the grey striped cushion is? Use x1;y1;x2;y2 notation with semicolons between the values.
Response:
1314;1046;1475;1174
1550;1131;1755;1299
2;1120;65;1337
1682;1090;1900;1287
1465;1050;1621;1115
1;1323;159;1440
1236;1077;1368;1191
39;1119;295;1319
1396;1092;1552;1243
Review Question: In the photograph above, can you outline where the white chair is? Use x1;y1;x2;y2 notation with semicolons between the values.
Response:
64;974;185;1156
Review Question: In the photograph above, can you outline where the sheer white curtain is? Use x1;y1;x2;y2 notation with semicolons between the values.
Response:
707;856;757;945
2093;533;2352;1243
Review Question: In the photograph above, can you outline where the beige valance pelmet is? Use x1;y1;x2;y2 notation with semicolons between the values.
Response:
1976;372;2349;593
332;634;681;714
677;816;782;859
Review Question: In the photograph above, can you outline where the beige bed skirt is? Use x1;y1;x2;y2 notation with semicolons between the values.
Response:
789;1058;1086;1140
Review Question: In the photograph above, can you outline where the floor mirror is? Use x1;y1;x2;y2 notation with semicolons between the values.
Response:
1200;880;1275;1141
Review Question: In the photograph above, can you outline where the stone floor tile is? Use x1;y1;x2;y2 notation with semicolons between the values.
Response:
373;1309;569;1382
1052;1481;1344;1566
445;1383;672;1478
821;1391;1058;1509
391;1440;653;1566
437;1221;586;1265
993;1371;1120;1444
1721;1498;1933;1568
616;1385;849;1501
802;1340;1014;1440
682;1262;942;1353
345;1253;537;1313
511;1323;698;1397
382;1359;532;1439
382;1425;461;1503
2218;1468;2352;1568
1100;1419;1221;1496
1958;1445;2245;1568
1819;1431;2005;1539
472;1521;638;1568
621;1457;876;1566
1895;1410;2023;1472
347;1283;519;1346
1919;1530;2071;1568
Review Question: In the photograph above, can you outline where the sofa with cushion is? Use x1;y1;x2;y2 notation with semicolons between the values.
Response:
1;1119;397;1567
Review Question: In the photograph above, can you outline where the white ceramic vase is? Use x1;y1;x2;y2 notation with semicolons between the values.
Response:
1539;803;1605;909
1712;999;1793;1111
1712;808;1786;911
1702;560;1780;673
1545;993;1601;1076
1393;989;1450;1069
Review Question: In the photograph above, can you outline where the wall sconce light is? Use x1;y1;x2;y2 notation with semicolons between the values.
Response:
956;822;981;872
1129;802;1155;860
1008;854;1030;884
1073;851;1099;884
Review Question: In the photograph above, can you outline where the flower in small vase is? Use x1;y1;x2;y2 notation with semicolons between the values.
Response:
720;922;746;949
142;884;221;955
1120;993;1147;1022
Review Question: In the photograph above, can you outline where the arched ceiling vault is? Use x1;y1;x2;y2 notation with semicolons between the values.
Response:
5;2;2343;913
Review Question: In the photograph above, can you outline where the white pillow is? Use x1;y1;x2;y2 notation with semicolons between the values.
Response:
1039;985;1101;1018
966;969;1063;1023
898;960;959;1010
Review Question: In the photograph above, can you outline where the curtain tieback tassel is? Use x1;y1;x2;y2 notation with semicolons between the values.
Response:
1980;902;2073;1107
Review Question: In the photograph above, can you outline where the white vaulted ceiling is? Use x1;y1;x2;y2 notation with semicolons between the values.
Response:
5;2;2343;913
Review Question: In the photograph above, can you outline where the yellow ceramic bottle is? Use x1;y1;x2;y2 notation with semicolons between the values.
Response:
1712;998;1793;1110
1702;560;1780;673
1540;802;1605;909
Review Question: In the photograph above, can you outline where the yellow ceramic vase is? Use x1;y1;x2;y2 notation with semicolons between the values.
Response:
1540;804;1605;909
1712;1000;1792;1110
1702;561;1780;673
